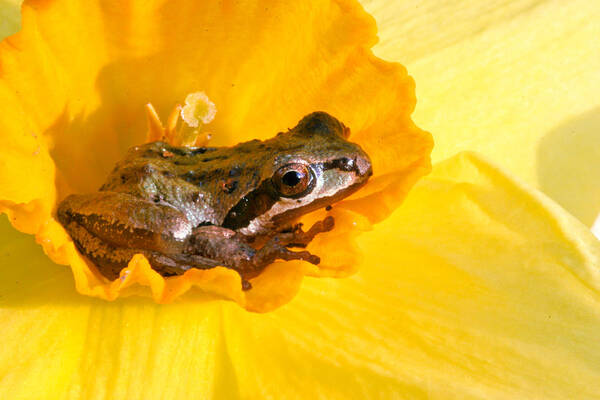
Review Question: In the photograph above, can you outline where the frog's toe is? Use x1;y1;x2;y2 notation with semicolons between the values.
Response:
286;216;335;247
279;248;320;265
307;216;335;236
241;279;252;291
321;215;335;231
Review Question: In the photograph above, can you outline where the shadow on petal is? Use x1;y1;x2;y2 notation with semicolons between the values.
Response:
537;107;600;227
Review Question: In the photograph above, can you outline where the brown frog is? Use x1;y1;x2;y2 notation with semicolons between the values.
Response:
57;112;372;289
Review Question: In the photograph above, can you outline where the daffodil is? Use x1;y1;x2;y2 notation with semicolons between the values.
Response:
1;0;599;398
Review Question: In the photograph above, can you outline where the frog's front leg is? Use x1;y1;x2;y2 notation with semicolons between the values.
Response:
187;217;335;282
241;216;335;277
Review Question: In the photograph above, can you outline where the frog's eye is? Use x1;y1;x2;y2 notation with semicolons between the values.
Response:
273;163;314;198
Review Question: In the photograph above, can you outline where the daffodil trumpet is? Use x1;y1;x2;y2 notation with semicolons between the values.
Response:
0;0;432;310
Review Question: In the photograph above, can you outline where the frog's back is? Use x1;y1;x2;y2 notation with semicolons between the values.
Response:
99;141;265;227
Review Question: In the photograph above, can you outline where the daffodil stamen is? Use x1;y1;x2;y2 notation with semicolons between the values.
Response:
164;104;182;143
145;103;165;142
174;91;217;147
144;93;216;146
181;91;217;127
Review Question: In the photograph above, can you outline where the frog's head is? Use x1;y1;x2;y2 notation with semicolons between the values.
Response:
225;112;372;235
270;111;372;204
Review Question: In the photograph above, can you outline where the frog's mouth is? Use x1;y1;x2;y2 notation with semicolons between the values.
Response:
270;177;371;226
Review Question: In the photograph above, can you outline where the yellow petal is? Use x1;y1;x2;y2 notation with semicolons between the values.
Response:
363;0;600;226
2;153;599;398
0;0;20;40
0;0;431;308
3;0;598;396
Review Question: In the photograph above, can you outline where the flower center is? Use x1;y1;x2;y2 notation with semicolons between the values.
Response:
145;91;216;147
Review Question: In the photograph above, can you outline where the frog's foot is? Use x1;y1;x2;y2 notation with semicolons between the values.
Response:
252;241;320;270
239;234;324;284
277;216;335;248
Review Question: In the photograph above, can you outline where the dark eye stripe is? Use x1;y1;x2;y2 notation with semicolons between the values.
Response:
321;157;359;174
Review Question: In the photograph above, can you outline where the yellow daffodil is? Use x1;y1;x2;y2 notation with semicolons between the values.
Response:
1;0;599;398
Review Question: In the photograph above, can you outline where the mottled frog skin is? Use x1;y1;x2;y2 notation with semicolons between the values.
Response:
57;112;372;288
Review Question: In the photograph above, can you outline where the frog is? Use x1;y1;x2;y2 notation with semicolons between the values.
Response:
57;112;372;289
